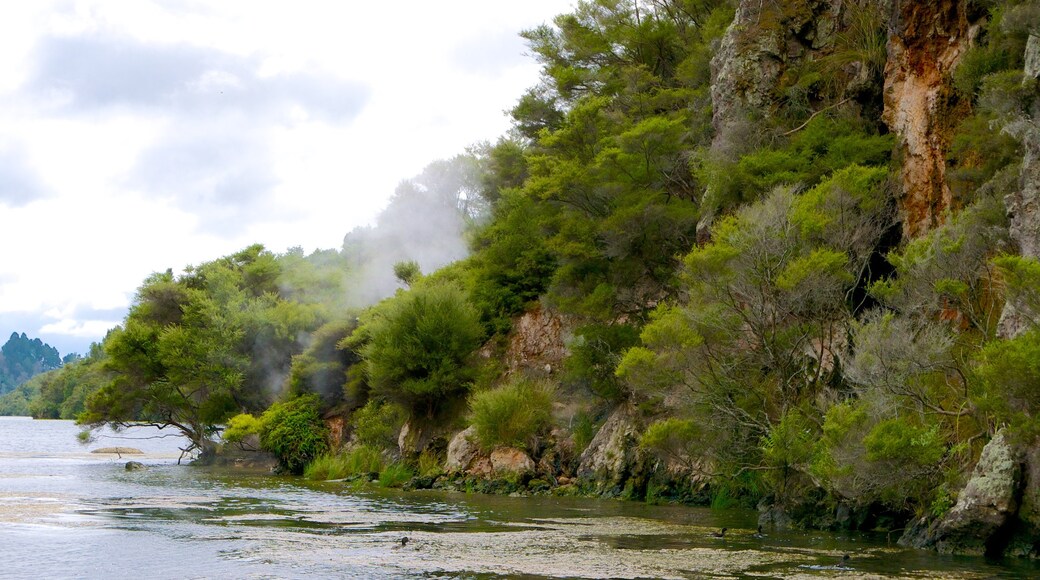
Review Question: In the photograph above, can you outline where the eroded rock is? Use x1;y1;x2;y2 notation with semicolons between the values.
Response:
900;430;1022;555
577;406;645;495
445;426;481;472
490;447;535;477
883;0;983;238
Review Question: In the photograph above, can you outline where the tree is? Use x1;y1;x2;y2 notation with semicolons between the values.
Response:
80;246;326;459
359;281;484;423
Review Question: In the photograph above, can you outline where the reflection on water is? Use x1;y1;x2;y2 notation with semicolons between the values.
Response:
1;418;1037;579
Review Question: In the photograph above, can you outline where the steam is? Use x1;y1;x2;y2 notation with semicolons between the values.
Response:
341;154;485;306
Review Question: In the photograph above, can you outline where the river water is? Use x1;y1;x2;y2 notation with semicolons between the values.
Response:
1;417;1037;579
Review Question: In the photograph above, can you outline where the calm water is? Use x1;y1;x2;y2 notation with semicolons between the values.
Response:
0;417;1036;579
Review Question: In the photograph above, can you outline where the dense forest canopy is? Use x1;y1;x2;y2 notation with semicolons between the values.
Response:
12;0;1040;553
0;332;63;395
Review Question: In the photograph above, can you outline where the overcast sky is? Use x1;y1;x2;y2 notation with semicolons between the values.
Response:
0;0;571;356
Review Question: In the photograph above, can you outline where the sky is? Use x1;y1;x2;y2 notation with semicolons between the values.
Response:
0;0;573;357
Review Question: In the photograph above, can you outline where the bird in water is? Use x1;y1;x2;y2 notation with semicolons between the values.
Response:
709;527;727;538
837;553;851;568
393;536;410;550
751;525;765;539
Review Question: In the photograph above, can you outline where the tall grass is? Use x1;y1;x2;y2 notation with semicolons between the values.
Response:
304;445;385;480
378;462;415;488
469;379;554;450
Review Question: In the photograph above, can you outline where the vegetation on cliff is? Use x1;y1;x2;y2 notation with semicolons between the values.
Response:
18;0;1040;556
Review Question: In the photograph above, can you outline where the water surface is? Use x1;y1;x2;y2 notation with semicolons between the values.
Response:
1;417;1035;579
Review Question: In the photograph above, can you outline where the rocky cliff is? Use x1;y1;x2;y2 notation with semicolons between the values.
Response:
883;0;983;237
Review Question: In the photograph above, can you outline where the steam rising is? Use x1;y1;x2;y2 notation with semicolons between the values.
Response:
342;155;485;306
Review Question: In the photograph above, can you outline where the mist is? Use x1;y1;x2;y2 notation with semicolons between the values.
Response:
341;154;486;306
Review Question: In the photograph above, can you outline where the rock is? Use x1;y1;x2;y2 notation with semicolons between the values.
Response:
503;305;571;377
92;447;144;455
124;461;146;471
577;406;645;495
468;456;493;479
1026;34;1040;82
1000;101;1040;339
445;426;481;472
490;447;535;477
900;430;1022;555
883;0;982;238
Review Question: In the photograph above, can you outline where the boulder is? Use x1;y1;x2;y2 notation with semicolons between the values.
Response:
92;447;144;455
900;430;1022;555
445;427;481;472
577;406;645;495
490;447;535;477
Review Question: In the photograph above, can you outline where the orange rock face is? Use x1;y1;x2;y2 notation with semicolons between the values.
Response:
883;0;983;238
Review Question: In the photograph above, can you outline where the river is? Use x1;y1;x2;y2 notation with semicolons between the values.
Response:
0;417;1036;579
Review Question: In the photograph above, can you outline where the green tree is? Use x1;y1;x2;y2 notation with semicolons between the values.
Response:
360;281;484;423
81;246;326;458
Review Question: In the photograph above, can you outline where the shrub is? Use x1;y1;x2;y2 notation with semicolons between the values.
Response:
469;380;554;450
223;413;262;449
303;453;349;481
362;281;484;422
259;395;329;475
352;400;406;450
563;323;640;402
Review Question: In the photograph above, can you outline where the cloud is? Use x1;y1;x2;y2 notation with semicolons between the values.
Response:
28;33;370;120
22;32;370;236
451;29;531;76
126;123;281;233
0;148;48;206
38;318;120;339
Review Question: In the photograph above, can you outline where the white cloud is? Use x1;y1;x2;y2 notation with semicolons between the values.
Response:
0;0;573;355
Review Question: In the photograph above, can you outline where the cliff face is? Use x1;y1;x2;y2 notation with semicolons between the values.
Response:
882;0;983;238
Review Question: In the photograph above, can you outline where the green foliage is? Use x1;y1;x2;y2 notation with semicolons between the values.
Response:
760;412;818;500
351;400;406;450
863;419;945;465
0;332;62;396
976;329;1040;440
378;462;415;488
564;323;640;402
873;195;1009;336
259;395;330;475
417;449;443;477
303;445;386;481
287;317;361;408
79;246;330;455
639;417;703;471
222;413;261;445
393;260;422;287
469;380;554;450
361;281;484;423
570;412;598;453
697;116;893;211
468;189;557;333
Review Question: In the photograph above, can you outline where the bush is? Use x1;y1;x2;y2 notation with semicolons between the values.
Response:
362;281;484;422
563;323;640;402
223;413;261;448
259;395;330;475
469;380;554;450
352;400;406;450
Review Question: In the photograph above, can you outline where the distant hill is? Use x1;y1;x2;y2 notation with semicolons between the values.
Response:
0;332;62;395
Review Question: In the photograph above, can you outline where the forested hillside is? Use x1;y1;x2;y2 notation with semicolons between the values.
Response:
0;332;63;394
24;0;1040;558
